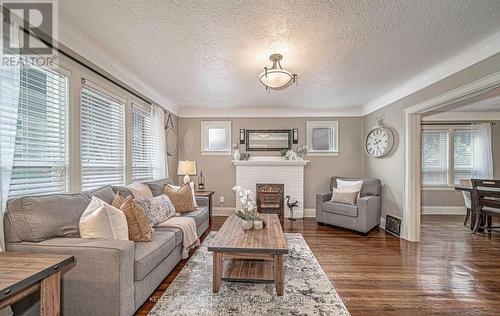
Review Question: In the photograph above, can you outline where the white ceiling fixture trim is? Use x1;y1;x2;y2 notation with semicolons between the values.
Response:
361;30;500;116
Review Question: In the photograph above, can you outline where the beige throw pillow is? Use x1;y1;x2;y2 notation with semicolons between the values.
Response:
120;196;152;242
330;188;359;205
112;191;124;209
164;183;195;213
337;179;363;199
169;182;198;207
79;197;129;240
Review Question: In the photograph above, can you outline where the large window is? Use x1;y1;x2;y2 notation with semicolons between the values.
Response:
201;121;231;155
421;126;483;187
131;104;153;181
306;121;339;155
81;82;125;190
6;66;69;197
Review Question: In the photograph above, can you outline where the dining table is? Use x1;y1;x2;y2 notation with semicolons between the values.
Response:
455;184;500;231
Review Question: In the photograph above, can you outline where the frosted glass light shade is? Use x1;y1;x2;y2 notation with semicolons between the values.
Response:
259;69;294;89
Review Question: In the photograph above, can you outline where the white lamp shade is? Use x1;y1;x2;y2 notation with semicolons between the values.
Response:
259;69;293;89
177;160;197;175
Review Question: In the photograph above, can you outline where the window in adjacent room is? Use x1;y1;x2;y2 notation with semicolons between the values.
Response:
80;80;125;190
421;124;492;187
131;103;153;182
6;66;69;197
306;121;339;155
201;121;231;155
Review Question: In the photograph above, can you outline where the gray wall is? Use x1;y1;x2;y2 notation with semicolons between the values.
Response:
178;117;363;209
421;120;500;207
362;52;500;219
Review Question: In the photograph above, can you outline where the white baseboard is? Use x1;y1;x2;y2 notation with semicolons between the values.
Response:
212;207;234;216
379;216;386;229
212;207;316;218
304;208;316;218
421;206;467;215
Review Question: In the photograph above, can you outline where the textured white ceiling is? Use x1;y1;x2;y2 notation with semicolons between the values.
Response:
59;0;500;116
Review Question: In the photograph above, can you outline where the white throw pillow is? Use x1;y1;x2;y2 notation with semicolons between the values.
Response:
127;183;154;200
170;182;198;207
79;197;129;240
336;179;363;199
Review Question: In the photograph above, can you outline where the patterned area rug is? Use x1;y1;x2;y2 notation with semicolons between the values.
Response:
148;232;350;315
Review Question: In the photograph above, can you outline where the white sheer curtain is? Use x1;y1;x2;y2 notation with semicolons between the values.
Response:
1;18;21;316
1;19;21;252
473;123;493;179
151;104;168;179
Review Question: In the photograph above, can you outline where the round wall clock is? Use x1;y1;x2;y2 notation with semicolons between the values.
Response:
365;120;394;158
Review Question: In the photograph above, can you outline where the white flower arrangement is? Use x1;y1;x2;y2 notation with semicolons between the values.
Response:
232;185;257;220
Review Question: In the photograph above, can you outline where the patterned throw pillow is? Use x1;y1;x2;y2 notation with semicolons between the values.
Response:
137;195;176;227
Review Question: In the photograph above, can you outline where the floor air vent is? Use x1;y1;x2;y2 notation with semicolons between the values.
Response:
385;214;401;237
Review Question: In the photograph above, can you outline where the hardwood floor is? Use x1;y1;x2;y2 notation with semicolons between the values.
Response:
136;215;500;315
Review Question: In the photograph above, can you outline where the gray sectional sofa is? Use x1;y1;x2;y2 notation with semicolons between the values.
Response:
3;178;209;316
316;176;382;234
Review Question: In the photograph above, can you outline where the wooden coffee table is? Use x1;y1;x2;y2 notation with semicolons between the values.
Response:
208;214;288;295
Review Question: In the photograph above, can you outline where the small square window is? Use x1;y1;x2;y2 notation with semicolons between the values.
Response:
201;121;231;155
306;121;338;156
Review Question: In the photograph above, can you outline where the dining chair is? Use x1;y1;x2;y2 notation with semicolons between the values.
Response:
459;178;472;226
472;179;500;234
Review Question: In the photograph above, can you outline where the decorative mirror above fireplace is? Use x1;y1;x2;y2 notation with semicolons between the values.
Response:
245;129;292;151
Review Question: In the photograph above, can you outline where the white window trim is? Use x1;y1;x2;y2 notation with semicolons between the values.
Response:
201;121;232;156
306;121;339;156
421;124;478;190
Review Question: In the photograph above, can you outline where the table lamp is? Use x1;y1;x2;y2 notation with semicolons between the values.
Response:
178;160;197;184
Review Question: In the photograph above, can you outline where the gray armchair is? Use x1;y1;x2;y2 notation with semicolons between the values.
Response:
316;177;382;234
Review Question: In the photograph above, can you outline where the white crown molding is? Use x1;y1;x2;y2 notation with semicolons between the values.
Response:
361;30;500;116
59;19;179;115
178;106;362;118
423;111;500;121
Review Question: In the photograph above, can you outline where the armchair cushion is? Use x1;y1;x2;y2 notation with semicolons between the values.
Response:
322;202;358;217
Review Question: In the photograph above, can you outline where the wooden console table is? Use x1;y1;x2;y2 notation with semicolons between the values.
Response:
0;253;75;315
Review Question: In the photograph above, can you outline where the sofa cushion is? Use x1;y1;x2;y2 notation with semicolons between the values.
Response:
152;227;183;246
144;178;175;197
180;207;209;226
112;186;133;198
134;231;176;280
5;193;91;242
85;186;115;205
322;202;358;217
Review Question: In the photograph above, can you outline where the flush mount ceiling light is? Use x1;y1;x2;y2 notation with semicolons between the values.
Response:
259;53;298;90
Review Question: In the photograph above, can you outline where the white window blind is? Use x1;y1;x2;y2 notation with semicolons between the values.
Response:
81;82;125;190
8;66;68;197
131;104;153;182
421;130;449;186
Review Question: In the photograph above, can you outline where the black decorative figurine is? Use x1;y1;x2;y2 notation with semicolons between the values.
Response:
197;171;205;191
285;195;298;221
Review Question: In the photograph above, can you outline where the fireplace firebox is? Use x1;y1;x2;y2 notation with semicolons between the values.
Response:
256;184;284;220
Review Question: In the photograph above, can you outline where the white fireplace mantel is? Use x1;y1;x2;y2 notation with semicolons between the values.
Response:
233;157;309;218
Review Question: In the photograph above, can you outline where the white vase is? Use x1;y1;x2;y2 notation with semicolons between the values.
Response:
241;219;253;230
233;149;240;161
